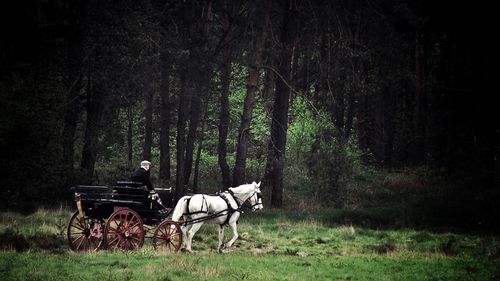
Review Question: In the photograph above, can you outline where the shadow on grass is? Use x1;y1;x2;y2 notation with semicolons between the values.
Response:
0;228;66;253
252;206;499;235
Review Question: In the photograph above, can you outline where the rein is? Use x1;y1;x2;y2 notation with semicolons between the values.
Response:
181;208;232;226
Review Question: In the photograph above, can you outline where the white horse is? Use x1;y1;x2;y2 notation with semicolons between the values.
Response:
171;181;263;253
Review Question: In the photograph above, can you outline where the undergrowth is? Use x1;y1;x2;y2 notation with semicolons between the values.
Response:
1;208;499;280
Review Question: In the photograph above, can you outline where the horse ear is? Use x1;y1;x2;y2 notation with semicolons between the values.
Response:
256;181;261;188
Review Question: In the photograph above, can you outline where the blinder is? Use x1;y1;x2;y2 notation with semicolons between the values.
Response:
243;191;263;210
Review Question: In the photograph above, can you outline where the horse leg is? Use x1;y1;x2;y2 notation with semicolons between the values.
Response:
185;222;203;252
181;223;192;250
218;224;225;253
225;221;239;248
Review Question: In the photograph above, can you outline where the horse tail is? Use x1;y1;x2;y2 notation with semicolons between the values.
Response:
171;196;191;222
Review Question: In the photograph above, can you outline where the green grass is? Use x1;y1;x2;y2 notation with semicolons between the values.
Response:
1;208;499;280
2;251;498;281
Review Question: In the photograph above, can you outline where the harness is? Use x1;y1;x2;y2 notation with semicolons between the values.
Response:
180;190;261;226
184;195;209;216
219;191;240;225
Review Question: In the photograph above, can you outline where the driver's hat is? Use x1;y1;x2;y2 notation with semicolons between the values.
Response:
140;160;152;167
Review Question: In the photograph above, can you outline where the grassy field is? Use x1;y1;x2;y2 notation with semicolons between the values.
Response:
1;208;499;280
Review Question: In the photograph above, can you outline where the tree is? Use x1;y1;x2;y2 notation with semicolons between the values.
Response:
126;106;134;168
412;21;428;164
175;68;190;200
264;0;298;208
233;0;271;186
80;53;104;181
61;1;85;173
142;82;153;161
159;49;172;184
217;4;237;188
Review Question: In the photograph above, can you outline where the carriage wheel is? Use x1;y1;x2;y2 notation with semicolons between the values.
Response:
104;209;144;251
152;220;182;253
67;211;104;251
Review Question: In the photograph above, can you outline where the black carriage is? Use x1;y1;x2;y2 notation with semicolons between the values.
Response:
67;182;183;252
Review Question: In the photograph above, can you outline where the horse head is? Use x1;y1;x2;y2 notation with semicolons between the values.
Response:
248;181;263;211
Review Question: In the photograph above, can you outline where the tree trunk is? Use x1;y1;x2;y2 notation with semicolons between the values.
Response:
413;26;427;164
343;92;356;143
233;0;271;186
184;67;212;186
218;13;232;188
143;85;153;161
159;49;171;184
264;0;297;208
334;88;345;137
80;60;104;182
61;80;82;171
193;139;203;194
184;84;202;186
61;0;85;174
193;106;209;194
62;9;86;174
183;0;212;187
175;71;190;200
262;60;276;114
127;106;133;168
175;0;212;198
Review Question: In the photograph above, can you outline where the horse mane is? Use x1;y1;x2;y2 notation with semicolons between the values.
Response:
229;183;249;192
228;182;256;195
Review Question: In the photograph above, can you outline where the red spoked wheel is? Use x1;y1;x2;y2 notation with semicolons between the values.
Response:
153;220;182;253
104;209;144;251
67;211;104;251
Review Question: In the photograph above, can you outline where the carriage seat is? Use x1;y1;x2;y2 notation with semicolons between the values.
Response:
72;185;109;193
113;182;150;201
116;181;145;188
71;185;112;201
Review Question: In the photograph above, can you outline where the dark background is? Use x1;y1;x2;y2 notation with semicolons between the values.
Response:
0;0;498;231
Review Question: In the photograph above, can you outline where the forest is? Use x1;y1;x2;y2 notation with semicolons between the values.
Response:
0;0;499;231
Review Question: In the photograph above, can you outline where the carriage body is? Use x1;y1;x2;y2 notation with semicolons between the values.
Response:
72;183;172;225
67;182;182;252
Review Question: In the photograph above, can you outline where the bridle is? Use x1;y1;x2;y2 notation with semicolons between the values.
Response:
246;191;263;209
227;189;263;211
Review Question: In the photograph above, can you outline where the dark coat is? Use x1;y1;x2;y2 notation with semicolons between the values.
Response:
131;167;153;190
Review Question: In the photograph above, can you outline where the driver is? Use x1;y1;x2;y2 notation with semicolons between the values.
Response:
131;160;166;208
131;160;154;190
